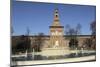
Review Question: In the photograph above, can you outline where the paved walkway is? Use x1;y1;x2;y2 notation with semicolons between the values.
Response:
13;55;95;66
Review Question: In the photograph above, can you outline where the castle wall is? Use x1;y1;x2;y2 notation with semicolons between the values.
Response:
12;35;91;49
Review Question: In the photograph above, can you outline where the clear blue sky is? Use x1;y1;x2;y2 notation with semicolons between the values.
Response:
12;1;96;35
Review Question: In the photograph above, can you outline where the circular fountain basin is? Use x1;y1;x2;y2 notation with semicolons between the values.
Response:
41;47;69;56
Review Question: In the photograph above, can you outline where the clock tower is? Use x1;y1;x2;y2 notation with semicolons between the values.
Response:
49;9;66;48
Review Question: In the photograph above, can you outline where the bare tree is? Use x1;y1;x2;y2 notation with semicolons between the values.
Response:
69;28;76;35
82;38;92;50
82;21;96;50
65;23;82;36
69;38;78;49
12;36;20;54
76;23;82;35
25;27;32;52
90;21;96;35
15;35;27;53
26;27;30;36
65;24;82;49
34;33;45;52
65;24;70;35
90;20;96;50
68;28;78;49
11;25;14;35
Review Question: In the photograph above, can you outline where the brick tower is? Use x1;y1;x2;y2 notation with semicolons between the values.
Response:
49;9;66;48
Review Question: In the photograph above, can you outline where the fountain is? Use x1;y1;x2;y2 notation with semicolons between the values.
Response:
25;50;27;58
32;49;35;59
53;40;59;48
81;48;84;56
41;43;69;57
75;48;78;56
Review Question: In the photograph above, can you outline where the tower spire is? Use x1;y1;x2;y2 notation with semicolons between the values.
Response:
52;8;61;26
54;8;59;21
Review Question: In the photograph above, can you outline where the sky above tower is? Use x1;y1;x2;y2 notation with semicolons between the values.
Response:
12;1;96;35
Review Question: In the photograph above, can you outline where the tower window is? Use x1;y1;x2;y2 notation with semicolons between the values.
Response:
56;15;58;17
56;12;58;13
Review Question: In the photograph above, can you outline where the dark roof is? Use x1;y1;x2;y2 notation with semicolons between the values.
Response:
12;35;92;37
49;26;64;28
